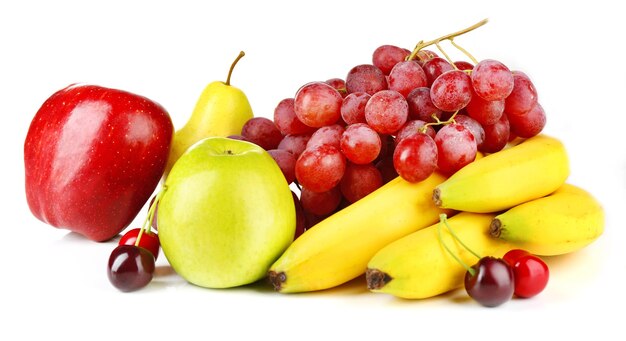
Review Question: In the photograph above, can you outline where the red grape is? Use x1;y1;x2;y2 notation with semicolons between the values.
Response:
341;92;370;125
325;78;347;97
388;61;428;98
119;228;160;260
395;119;436;146
422;57;454;86
505;71;538;116
480;113;510;153
294;82;343;127
267;149;297;184
304;210;328;230
372;45;411;75
465;89;505;125
430;70;473;112
241;117;283;150
454;114;485;149
393;133;438;183
364;90;408;134
340;123;382;165
306;124;345;150
375;156;399;184
277;133;311;158
507;102;546;138
107;245;155;292
414;49;439;66
300;186;342;216
345;64;388;95
434;123;476;174
295;144;346;193
376;134;395;162
406;87;443;123
471;59;514;101
454;61;474;70
340;163;383;203
274;98;316;135
465;257;514;307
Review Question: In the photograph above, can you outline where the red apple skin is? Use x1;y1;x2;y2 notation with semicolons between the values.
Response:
24;84;174;241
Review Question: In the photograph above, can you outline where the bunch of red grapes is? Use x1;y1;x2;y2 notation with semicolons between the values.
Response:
236;39;544;236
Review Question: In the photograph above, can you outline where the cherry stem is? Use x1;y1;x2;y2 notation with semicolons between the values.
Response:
437;214;476;276
135;187;166;247
226;51;245;86
441;214;482;260
407;18;488;62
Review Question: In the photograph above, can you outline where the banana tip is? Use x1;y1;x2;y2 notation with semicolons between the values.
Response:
489;218;502;238
365;268;392;291
267;270;286;291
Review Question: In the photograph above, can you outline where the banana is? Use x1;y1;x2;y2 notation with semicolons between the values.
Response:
366;212;513;299
489;183;604;256
433;134;569;213
268;172;452;293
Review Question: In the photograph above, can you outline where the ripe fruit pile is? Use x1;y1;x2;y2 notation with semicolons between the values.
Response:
236;19;545;234
24;19;604;307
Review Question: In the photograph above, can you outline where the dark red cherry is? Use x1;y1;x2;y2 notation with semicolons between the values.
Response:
464;256;514;307
107;245;155;292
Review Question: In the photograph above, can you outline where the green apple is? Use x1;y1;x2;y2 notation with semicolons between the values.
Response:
158;137;295;288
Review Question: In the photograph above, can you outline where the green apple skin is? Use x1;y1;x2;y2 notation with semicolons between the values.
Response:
158;137;295;288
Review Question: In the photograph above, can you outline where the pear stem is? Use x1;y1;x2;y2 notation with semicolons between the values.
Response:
226;51;245;86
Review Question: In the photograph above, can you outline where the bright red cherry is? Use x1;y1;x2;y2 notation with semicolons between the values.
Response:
119;228;160;260
503;249;550;298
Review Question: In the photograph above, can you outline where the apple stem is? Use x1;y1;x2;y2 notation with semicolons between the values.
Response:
135;187;166;247
436;214;478;277
226;51;245;86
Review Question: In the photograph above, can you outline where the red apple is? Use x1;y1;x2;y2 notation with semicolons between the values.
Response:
24;84;174;241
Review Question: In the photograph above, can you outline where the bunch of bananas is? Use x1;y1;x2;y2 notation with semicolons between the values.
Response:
268;135;604;299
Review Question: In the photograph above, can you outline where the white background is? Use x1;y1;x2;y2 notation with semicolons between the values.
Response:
2;0;625;339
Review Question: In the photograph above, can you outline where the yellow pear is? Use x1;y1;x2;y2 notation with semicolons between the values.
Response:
165;51;253;176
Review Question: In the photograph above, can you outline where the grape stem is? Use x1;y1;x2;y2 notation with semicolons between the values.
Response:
449;39;479;65
135;187;167;247
436;214;482;277
419;111;459;133
226;51;245;86
407;19;488;62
